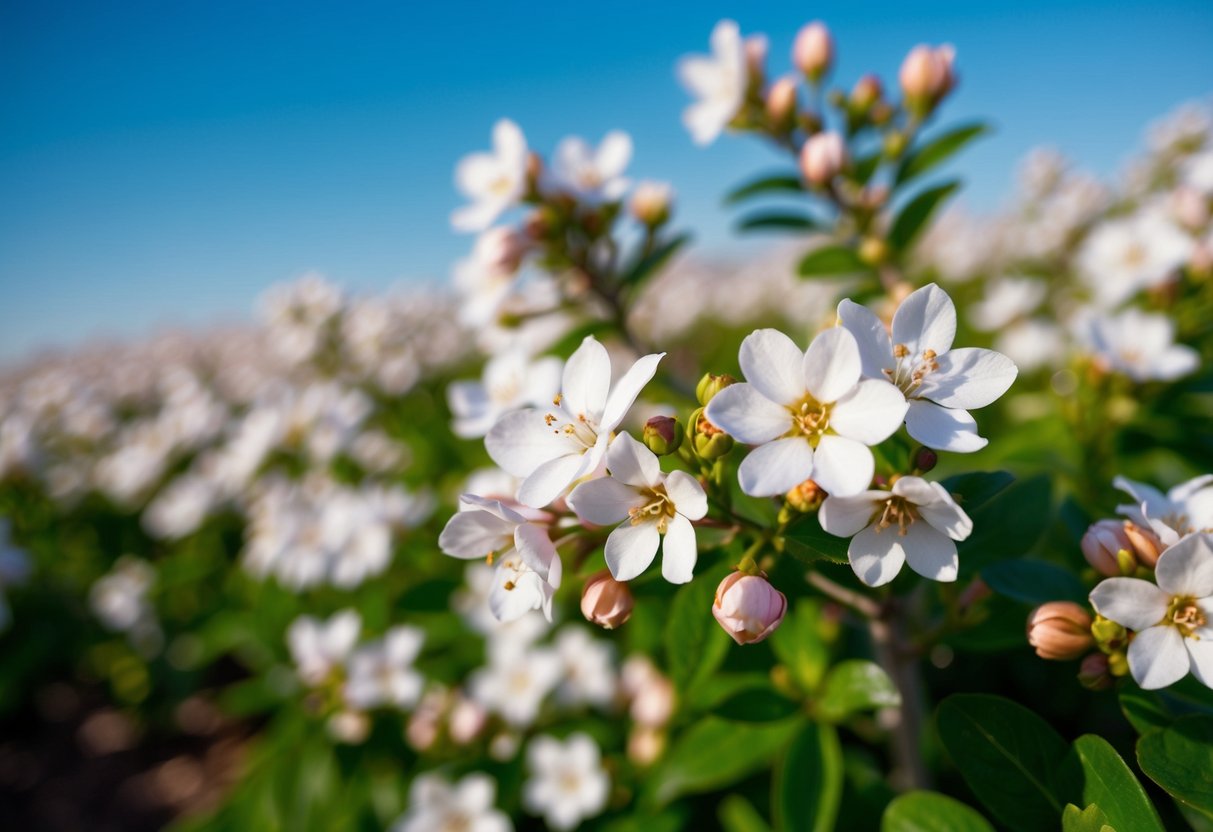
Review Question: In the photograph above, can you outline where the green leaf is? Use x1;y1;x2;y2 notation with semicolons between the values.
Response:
774;721;843;832
816;660;900;722
720;795;775;832
894;122;991;186
942;471;1015;512
664;563;732;691
725;172;805;204
653;716;801;806
1060;734;1164;832
881;791;995;832
888;180;960;251
736;212;822;233
959;474;1053;572
936;693;1069;831
853;152;883;186
622;232;691;286
782;514;850;564
1137;714;1213;817
714;684;803;722
980;559;1087;605
798;245;868;278
1120;680;1213;734
769;599;832;693
1062;803;1115;832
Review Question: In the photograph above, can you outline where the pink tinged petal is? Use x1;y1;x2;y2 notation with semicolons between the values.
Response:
916;482;973;541
562;337;612;422
819;494;884;537
514;523;560;585
837;299;896;379
1128;625;1191;689
439;509;515;558
661;513;698;584
605;521;661;581
486;409;580;477
830;379;909;444
891;283;957;357
848;524;906;587
600;352;665;432
666;470;708;520
917;348;1018;410
1089;578;1170;630
804;327;862;404
811;435;875;498
900;522;959;582
904;400;987;453
606;432;662;488
705;383;792;444
567;477;645;526
740;328;808;406
737;437;815;497
1155;533;1213;597
1186;638;1213;688
517;452;588;508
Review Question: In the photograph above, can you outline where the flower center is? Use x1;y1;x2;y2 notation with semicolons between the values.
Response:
1122;242;1146;269
543;394;599;448
786;395;831;446
1168;595;1207;638
872;495;919;536
884;343;940;395
629;486;677;533
489;174;514;197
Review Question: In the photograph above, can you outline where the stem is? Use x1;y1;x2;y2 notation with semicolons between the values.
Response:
805;570;881;618
869;600;931;791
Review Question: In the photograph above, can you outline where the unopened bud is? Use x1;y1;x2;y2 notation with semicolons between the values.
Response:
912;447;938;473
1122;522;1163;568
859;236;889;267
580;569;635;629
630;674;675;727
696;373;737;406
630;180;673;227
785;479;825;513
474;226;530;273
448;695;488;745
643;415;683;456
712;571;788;645
792;22;833;82
1091;614;1127;651
1081;519;1133;577
899;44;957;115
326;710;370;745
883;131;908;160
850;74;883;111
1026;601;1094;661
800;131;848;187
766;76;799;131
525;151;543;185
1077;652;1114;691
688;408;734;460
627;726;666;766
744;35;769;81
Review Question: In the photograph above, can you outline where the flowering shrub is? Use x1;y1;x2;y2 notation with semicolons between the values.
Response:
2;16;1213;832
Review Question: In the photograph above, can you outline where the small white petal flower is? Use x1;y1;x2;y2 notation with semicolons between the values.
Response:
678;20;748;146
568;433;707;584
448;350;563;439
469;644;563;728
391;772;513;832
970;276;1047;331
544;131;633;205
820;476;973;587
344;625;426;710
838;284;1018;453
287;610;361;687
705;327;908;498
1115;474;1213;548
1090;533;1213;690
452;119;530;233
1076;307;1199;383
1077;210;1193;308
486;336;664;508
523;733;610;831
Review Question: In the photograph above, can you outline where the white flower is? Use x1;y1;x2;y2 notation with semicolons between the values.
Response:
819;476;973;587
89;557;156;632
391;772;512;832
838;284;1018;453
678;20;747;145
553;627;617;708
287;609;361;687
705;327;907;498
1076;307;1198;382
567;433;706;583
469;643;563;727
1089;533;1213;690
1077;211;1192;308
486;336;664;508
1184;150;1213;195
1115;475;1213;548
452;119;530;232
344;625;426;710
970;277;1047;331
439;494;562;622
523;733;610;831
544;131;632;205
995;319;1065;373
448;350;563;439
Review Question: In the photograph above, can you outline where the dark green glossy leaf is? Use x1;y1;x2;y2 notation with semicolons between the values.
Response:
942;471;1015;512
853;152;883;186
653;716;801;806
725;172;805;204
1137;714;1213;817
622;232;691;286
1060;734;1164;832
774;721;842;832
888;180;960;251
782;514;850;564
881;791;995;832
959;475;1052;572
798;245;868;278
714;684;803;722
719;794;775;832
981;559;1087;605
664;563;732;691
769;599;831;693
894;123;991;186
736;212;822;233
816;660;900;722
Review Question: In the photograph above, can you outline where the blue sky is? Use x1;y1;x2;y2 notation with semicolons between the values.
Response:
2;0;1211;361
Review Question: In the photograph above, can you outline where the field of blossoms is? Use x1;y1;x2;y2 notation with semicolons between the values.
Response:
3;16;1213;832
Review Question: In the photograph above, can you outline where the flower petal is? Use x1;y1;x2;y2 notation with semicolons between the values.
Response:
1155;533;1213;598
891;283;956;358
661;513;698;584
1128;625;1190;689
606;432;662;488
514;523;560;586
1089;578;1170;630
596;131;633;179
900;521;959;582
605;521;661;581
737;437;815;497
848;524;906;587
819;494;883;537
837;298;895;379
517;452;588;508
705;383;791;444
486;409;580;477
439;508;515;559
600;352;665;432
1186;638;1213;688
561;336;612;423
904;399;987;452
917;347;1018;410
740;328;808;406
804;327;862;404
830;379;908;445
666;470;708;520
567;477;644;526
811;435;874;497
915;482;973;541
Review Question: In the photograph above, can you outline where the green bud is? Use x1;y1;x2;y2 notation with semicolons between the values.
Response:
642;415;683;456
688;407;734;460
1091;615;1126;649
696;373;737;406
882;131;908;160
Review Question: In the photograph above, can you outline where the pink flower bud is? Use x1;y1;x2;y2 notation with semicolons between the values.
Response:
1077;652;1114;690
581;570;635;629
850;74;883;110
1026;601;1094;661
630;180;673;226
792;22;833;81
629;674;675;727
1122;522;1163;568
1081;519;1133;577
744;34;769;80
473;226;529;273
448;695;488;745
712;572;787;645
799;132;848;187
627;726;666;766
899;44;956;109
766;76;799;128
